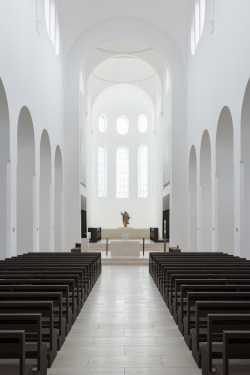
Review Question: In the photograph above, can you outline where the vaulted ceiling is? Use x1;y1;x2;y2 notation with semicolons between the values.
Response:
58;0;193;64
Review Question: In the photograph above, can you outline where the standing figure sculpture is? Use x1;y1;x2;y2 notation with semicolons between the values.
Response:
121;211;130;227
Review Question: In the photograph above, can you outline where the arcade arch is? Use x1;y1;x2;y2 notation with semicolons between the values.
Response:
17;107;35;254
216;107;234;254
39;130;52;252
199;130;212;252
0;78;10;260
188;145;197;251
241;79;250;258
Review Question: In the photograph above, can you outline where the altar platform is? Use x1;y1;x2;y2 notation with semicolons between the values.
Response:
87;239;169;265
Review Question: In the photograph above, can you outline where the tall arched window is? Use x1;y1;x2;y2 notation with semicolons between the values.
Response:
138;114;147;133
138;145;148;198
117;116;129;135
45;0;60;55
116;146;129;198
191;0;205;55
98;145;107;197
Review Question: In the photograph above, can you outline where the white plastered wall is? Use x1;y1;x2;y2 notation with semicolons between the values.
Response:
187;0;250;258
0;1;64;258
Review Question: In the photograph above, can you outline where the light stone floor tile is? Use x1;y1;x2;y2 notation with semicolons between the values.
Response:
125;368;201;375
48;370;124;375
48;265;201;375
161;354;198;368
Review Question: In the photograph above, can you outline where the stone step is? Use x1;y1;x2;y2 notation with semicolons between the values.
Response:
102;257;149;265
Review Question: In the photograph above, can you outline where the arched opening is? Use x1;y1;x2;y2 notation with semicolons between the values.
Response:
63;18;186;251
241;79;250;259
188;146;197;251
54;146;63;252
17;107;35;254
0;78;10;260
199;130;212;252
216;107;234;254
39;130;52;252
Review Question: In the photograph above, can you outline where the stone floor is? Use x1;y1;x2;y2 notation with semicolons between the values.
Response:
48;265;201;375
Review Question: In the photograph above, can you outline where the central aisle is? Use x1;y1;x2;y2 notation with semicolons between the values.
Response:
48;266;200;375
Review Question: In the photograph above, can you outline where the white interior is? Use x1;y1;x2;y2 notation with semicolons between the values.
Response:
0;0;250;259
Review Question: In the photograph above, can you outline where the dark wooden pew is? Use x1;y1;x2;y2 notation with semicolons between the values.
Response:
215;330;250;375
0;313;47;375
0;291;65;350
178;285;250;335
0;266;84;312
192;302;250;366
0;284;71;335
151;254;245;287
183;292;250;349
0;330;33;375
201;314;250;375
165;269;250;306
172;278;250;323
0;301;56;366
0;273;79;322
0;262;89;306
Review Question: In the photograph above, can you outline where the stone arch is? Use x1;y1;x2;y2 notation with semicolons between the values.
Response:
17;107;35;254
39;130;52;252
216;106;234;254
0;78;10;259
188;145;197;251
240;79;250;259
63;17;187;251
199;130;212;252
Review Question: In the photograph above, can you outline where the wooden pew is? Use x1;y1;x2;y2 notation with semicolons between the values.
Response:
0;273;79;322
165;269;250;306
201;314;250;375
0;330;33;375
0;284;71;335
172;277;250;323
178;285;250;335
215;331;250;375
183;292;250;349
0;292;65;350
190;300;250;365
0;313;47;375
0;265;87;308
0;301;57;366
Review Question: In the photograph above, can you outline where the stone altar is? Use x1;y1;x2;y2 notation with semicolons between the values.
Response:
110;240;140;256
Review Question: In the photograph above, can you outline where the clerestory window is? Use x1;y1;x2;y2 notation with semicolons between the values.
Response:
138;145;148;198
116;146;129;198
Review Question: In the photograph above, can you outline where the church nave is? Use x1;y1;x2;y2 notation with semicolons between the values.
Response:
48;265;200;375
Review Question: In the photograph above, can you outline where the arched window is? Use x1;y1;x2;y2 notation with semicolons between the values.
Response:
116;146;129;198
191;0;205;55
138;145;148;198
138;114;147;133
45;0;60;55
117;116;129;135
98;145;107;197
98;114;108;133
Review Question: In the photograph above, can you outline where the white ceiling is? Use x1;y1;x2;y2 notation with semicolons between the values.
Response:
58;0;193;64
93;56;156;84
